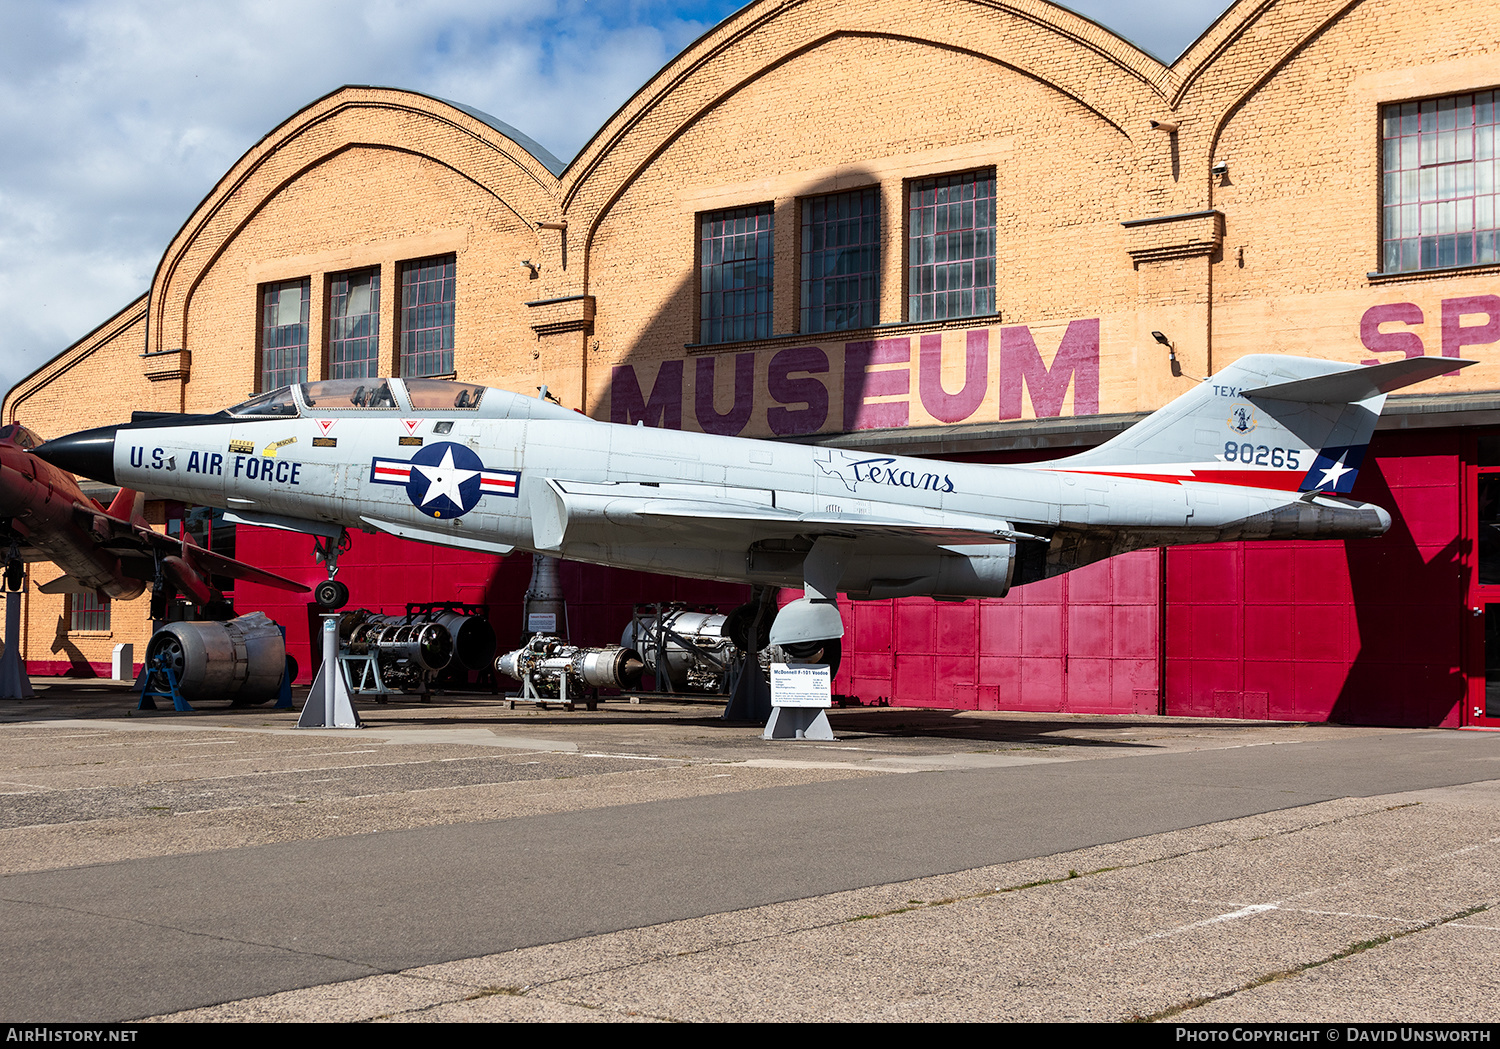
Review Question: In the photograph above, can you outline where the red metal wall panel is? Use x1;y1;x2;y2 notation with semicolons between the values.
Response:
831;550;1161;713
1164;431;1464;726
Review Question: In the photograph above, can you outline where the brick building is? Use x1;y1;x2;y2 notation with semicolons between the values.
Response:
7;0;1500;726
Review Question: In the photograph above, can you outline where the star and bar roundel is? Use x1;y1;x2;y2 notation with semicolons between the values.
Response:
370;441;519;519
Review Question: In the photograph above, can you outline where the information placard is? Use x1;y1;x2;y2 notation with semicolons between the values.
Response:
769;663;832;708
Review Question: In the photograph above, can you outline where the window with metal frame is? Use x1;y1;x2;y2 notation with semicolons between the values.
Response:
399;255;456;377
68;591;110;632
329;269;381;379
801;187;879;333
259;278;310;390
1382;91;1499;273
907;171;996;322
699;204;774;344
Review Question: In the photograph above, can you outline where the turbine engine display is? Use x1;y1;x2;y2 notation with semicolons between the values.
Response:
423;608;496;672
339;610;453;693
144;611;288;704
621;604;738;694
495;634;644;709
400;602;498;686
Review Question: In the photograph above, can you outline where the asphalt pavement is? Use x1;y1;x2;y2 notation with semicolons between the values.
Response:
1;681;1496;1022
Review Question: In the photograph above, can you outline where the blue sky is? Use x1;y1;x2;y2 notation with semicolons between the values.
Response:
0;0;1232;408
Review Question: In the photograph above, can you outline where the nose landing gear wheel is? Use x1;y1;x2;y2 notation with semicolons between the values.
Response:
314;578;349;610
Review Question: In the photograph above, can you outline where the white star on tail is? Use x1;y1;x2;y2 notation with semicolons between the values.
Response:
1315;453;1353;490
413;448;478;507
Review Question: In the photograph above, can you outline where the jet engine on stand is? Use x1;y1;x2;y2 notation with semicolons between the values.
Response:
143;612;289;705
622;603;740;694
495;634;643;710
401;603;498;688
336;610;453;697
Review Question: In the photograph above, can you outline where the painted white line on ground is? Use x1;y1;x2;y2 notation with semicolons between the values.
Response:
1115;903;1278;949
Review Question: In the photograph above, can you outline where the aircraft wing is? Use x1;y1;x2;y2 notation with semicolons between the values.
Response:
532;479;1044;550
35;575;95;595
150;534;311;593
71;503;310;594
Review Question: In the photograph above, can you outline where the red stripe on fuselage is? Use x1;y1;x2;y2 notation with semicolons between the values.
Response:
1048;467;1303;491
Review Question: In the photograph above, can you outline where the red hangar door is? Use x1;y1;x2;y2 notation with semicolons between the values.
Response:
1467;435;1500;728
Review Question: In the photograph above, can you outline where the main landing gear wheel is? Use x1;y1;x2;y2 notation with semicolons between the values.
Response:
722;600;776;652
314;578;349;610
777;637;842;677
4;559;21;592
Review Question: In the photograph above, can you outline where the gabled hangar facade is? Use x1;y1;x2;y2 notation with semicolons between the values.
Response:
8;0;1500;726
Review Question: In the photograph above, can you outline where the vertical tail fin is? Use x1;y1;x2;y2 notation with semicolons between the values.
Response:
104;487;149;527
1047;355;1473;493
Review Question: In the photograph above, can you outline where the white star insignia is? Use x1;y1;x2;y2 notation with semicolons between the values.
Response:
413;448;478;507
1314;453;1353;490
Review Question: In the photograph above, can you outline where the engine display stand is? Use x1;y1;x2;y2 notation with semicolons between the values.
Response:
0;587;34;700
509;667;597;711
138;656;193;712
299;613;362;728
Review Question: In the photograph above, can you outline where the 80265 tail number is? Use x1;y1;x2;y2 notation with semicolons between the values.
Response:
1223;442;1302;469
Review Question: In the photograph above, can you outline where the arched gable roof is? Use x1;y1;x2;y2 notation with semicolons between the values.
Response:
1169;0;1370;167
146;86;565;355
432;95;567;176
541;0;1392;288
31;0;1404;381
4;294;148;426
558;0;1181;269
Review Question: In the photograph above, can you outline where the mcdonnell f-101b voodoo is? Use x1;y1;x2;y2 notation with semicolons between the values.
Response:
34;354;1470;667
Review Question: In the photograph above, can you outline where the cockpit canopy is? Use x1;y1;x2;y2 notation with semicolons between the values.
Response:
0;423;42;449
226;378;583;422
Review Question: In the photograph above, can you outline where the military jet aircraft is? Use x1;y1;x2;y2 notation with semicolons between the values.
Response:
0;421;309;618
33;355;1471;667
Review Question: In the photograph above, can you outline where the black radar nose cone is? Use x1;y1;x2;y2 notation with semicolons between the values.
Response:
34;426;120;485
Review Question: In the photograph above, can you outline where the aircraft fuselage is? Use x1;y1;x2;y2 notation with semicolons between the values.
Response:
69;371;1392;603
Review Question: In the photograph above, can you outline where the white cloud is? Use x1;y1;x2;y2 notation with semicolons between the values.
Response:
0;0;1228;410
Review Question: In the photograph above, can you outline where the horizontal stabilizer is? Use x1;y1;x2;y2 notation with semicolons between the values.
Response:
183;545;311;593
104;488;147;526
1246;356;1478;403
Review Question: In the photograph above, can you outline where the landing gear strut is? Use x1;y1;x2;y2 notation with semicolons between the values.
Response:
765;536;850;675
149;555;172;622
312;529;352;610
4;544;22;593
722;585;778;722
